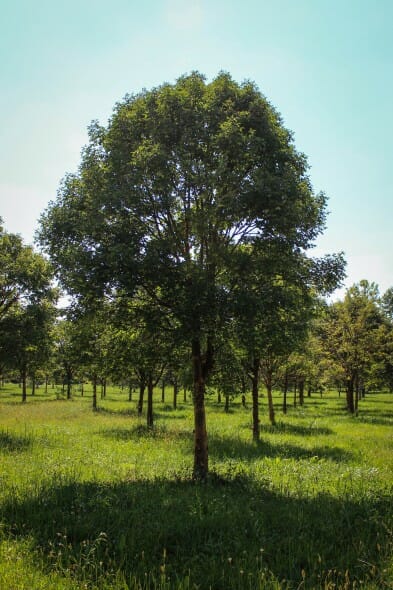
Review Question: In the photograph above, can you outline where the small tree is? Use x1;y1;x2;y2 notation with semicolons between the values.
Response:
317;281;384;413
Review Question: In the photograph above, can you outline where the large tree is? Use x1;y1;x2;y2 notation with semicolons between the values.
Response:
38;72;344;478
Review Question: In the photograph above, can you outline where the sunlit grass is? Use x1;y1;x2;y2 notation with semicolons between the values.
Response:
0;382;392;588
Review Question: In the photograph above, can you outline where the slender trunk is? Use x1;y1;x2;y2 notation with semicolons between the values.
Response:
31;376;36;396
251;356;260;441
224;394;229;413
183;387;187;403
147;375;154;428
241;376;246;394
173;380;178;409
45;376;48;394
21;367;27;403
354;375;359;415
138;376;145;416
346;377;355;414
192;338;208;479
282;371;289;414
298;379;305;406
266;373;275;425
128;380;132;402
81;382;84;397
217;391;221;404
307;384;312;398
62;380;65;395
293;381;297;407
161;380;165;403
92;376;97;410
66;370;72;400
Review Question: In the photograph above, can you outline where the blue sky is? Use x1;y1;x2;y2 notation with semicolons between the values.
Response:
1;0;392;297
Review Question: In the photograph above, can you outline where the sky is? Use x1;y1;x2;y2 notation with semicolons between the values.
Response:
1;0;392;298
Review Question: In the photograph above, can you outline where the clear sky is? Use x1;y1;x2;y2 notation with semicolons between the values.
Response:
1;0;392;297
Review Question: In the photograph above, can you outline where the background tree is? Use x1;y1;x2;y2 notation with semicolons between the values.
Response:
0;219;53;320
317;281;383;414
0;299;56;401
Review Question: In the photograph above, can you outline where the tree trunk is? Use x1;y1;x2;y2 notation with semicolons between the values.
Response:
147;375;154;428
266;374;276;425
138;376;145;416
21;368;27;403
354;375;359;415
192;338;208;480
128;380;132;401
81;382;84;396
293;381;297;407
66;370;72;400
224;394;229;412
45;375;48;394
92;376;97;411
31;376;36;396
173;380;178;409
307;384;312;398
298;379;305;406
282;371;289;414
241;376;246;394
183;387;187;402
161;380;165;403
251;356;260;441
346;377;355;414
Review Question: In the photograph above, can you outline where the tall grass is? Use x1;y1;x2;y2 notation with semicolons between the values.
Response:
0;383;392;588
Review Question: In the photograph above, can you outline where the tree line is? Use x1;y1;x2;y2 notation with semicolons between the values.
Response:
1;72;391;479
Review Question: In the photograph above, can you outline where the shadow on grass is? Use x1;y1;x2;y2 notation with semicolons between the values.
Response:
1;476;391;589
0;431;32;452
359;408;393;418
159;404;188;412
100;424;191;442
209;435;352;463
94;406;138;417
259;422;334;437
357;416;393;426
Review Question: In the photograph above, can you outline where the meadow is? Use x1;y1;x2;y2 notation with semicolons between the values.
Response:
0;383;392;589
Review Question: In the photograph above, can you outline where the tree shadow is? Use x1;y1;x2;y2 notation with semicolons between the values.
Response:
155;412;188;421
359;408;393;418
100;425;191;442
259;422;334;436
357;416;393;427
158;404;188;412
0;431;32;452
95;406;138;417
208;435;352;463
0;476;391;589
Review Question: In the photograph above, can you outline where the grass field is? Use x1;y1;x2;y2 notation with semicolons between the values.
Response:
0;383;392;589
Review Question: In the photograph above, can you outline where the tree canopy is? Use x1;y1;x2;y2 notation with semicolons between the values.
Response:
38;72;345;478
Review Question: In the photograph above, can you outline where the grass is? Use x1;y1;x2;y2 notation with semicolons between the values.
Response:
0;383;392;589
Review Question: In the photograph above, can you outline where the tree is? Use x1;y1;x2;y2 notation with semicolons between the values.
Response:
0;299;56;401
317;281;383;413
38;72;344;478
0;218;53;320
